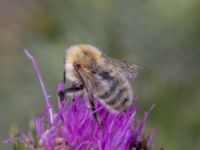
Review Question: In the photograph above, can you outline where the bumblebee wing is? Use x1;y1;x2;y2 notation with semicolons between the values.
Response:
102;55;142;82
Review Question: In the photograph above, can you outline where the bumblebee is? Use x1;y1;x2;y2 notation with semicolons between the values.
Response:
59;44;141;124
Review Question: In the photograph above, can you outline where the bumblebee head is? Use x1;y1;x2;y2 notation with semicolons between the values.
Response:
64;44;102;82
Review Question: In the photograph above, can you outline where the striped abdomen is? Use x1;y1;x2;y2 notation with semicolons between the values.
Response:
97;71;133;112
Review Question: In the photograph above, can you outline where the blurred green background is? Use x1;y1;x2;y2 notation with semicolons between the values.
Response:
1;0;200;149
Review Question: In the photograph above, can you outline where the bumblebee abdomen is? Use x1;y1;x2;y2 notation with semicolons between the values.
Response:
97;75;133;112
93;67;133;112
105;85;133;112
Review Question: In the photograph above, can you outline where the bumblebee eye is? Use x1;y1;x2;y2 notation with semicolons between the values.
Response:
92;70;96;74
74;63;81;69
91;68;98;74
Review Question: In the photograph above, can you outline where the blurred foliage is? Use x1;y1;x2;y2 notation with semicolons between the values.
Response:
0;0;200;149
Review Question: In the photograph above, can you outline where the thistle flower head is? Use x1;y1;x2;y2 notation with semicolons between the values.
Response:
5;50;156;150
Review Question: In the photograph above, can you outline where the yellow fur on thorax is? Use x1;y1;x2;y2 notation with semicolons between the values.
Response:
65;44;102;66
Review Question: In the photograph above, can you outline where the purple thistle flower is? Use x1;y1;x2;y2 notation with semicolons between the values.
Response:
5;50;156;150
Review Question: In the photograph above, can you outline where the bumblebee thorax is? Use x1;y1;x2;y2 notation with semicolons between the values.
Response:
65;44;102;67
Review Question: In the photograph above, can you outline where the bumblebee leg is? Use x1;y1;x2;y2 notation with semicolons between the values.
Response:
58;85;84;101
63;70;66;83
88;95;103;129
73;64;103;128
